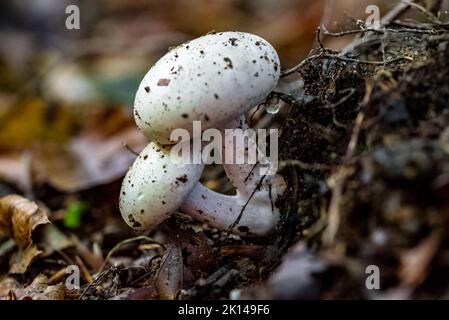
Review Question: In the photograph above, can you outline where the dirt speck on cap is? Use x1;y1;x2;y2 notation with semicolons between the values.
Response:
157;79;171;86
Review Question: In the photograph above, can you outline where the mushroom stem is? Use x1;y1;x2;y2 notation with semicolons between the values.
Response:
220;116;285;197
180;181;283;236
179;115;286;236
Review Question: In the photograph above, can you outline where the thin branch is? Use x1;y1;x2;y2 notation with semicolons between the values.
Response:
380;1;412;26
98;236;162;274
281;53;324;77
402;0;442;24
323;54;413;66
340;1;413;55
322;24;446;37
392;20;449;29
317;26;326;50
122;142;140;156
226;173;267;234
279;160;331;171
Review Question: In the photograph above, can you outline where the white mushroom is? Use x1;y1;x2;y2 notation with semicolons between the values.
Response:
134;31;280;145
120;142;204;231
120;31;286;236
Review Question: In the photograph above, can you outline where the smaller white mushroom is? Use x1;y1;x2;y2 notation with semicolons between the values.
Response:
120;140;285;235
120;142;204;230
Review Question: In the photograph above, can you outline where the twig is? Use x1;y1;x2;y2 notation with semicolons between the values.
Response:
281;52;408;78
322;24;445;36
227;174;267;234
345;79;374;161
327;88;357;110
281;53;324;77
281;33;415;78
402;0;442;24
48;267;69;285
122;142;139;156
79;266;120;300
75;255;93;284
279;160;331;171
345;113;365;160
317;27;326;50
322;166;355;245
392;20;449;29
341;1;413;55
98;236;162;274
129;268;157;286
324;54;413;66
381;1;413;26
322;79;374;246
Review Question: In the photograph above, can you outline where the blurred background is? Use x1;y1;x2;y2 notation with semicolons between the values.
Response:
0;0;407;197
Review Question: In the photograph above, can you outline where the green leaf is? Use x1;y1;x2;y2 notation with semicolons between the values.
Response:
63;201;88;229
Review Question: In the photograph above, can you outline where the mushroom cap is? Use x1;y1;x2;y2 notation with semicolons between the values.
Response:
119;142;205;231
134;31;281;145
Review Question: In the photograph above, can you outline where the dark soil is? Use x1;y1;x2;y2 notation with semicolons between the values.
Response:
251;22;449;299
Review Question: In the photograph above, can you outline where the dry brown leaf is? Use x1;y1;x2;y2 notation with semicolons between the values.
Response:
155;241;183;300
399;229;444;288
0;277;21;298
180;230;216;276
9;245;43;275
126;287;159;300
0;195;50;273
10;274;66;300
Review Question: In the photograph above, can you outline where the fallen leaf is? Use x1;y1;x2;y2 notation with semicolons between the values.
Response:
10;274;66;300
155;240;183;300
399;229;444;288
9;245;42;275
0;277;21;298
0;195;50;273
180;230;216;278
126;287;159;300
